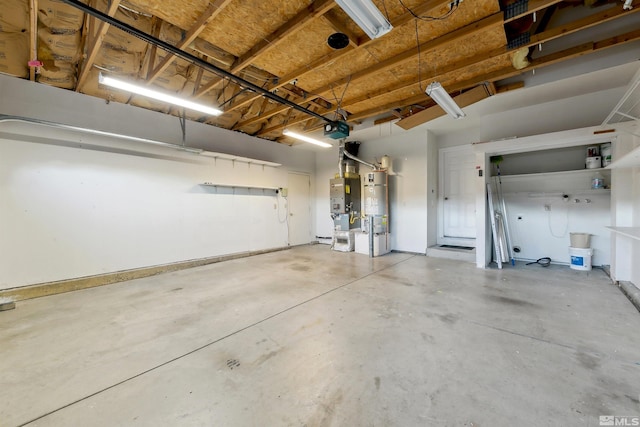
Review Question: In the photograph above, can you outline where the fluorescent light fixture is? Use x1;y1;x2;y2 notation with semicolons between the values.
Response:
426;82;466;119
335;0;393;39
283;129;332;148
99;73;223;116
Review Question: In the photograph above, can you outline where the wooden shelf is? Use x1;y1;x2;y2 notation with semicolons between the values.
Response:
606;144;640;169
606;227;640;241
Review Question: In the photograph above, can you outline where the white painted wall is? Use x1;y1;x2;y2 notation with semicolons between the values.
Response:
501;191;611;266
632;165;640;286
0;75;315;171
3;62;639;291
493;160;612;266
609;132;640;285
358;131;429;254
313;146;339;243
436;87;628;149
0;76;316;290
314;129;430;254
425;131;438;248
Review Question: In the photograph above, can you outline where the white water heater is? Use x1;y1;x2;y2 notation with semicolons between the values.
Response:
364;170;388;228
363;170;389;256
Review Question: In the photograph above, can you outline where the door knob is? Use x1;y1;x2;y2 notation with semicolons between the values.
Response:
444;197;449;200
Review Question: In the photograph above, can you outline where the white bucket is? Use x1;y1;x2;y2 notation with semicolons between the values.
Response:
586;156;601;169
569;247;593;271
570;232;591;248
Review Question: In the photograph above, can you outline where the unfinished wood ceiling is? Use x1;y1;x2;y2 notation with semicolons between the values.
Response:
1;0;639;142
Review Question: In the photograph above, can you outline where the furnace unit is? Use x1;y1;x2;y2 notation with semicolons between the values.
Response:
330;141;361;252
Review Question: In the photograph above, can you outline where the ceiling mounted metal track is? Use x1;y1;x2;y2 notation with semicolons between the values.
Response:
60;0;332;125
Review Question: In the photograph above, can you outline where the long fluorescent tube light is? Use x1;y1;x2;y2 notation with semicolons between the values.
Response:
335;0;393;39
283;129;332;148
99;73;223;116
426;82;466;119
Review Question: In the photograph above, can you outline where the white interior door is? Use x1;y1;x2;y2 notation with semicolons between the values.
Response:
438;146;476;246
287;172;311;246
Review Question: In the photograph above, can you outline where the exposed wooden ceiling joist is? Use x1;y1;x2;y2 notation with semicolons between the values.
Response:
311;13;504;98
349;27;640;123
145;0;232;84
11;0;638;144
230;0;336;73
480;28;640;85
237;12;505;131
29;0;37;81
351;4;640;108
192;0;336;100
75;0;121;92
503;0;564;24
276;7;640;133
219;0;454;114
529;3;639;46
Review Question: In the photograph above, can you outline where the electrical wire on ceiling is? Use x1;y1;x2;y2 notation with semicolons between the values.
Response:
414;20;425;92
217;78;232;108
409;0;460;93
118;2;153;17
329;75;352;121
381;0;391;21
218;87;250;108
281;107;294;128
398;0;459;21
93;64;113;72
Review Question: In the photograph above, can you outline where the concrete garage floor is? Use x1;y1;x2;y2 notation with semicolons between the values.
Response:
1;246;639;427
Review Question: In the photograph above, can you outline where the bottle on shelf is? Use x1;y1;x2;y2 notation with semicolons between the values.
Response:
591;171;604;189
